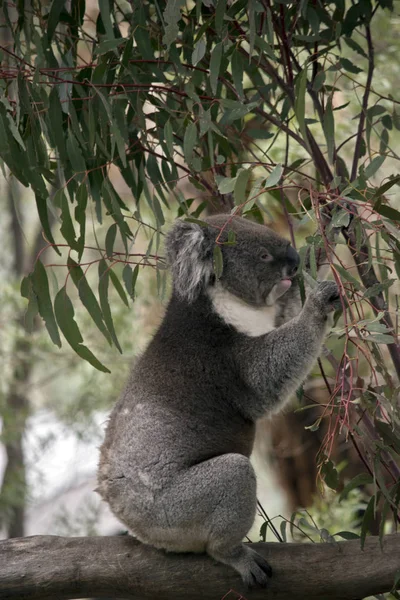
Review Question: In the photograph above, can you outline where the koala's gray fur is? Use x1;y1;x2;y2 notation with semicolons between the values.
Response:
97;214;339;588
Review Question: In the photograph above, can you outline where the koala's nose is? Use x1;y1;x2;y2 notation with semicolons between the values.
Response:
286;245;300;277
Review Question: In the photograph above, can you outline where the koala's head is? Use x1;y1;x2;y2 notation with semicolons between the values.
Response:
165;214;300;306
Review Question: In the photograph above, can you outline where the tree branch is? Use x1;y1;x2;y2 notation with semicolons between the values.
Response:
1;534;400;599
350;25;374;182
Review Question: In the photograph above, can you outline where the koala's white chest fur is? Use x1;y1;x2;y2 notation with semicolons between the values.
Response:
209;284;276;337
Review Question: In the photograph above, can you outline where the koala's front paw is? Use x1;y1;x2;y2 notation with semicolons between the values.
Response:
308;281;340;316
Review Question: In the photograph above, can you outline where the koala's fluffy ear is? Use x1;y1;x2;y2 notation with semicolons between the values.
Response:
166;220;214;302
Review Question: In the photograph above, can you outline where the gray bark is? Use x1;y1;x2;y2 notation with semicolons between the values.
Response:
0;534;399;599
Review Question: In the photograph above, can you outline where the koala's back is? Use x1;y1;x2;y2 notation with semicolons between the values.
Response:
97;295;256;525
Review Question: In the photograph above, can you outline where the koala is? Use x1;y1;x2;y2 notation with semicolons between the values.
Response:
97;214;339;588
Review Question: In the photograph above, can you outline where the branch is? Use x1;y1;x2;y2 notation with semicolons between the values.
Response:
1;534;400;599
350;25;374;182
342;229;400;381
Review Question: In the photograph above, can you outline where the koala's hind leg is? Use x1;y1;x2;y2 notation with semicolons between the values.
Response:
155;453;272;588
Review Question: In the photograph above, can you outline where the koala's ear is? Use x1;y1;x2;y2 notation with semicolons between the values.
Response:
165;220;214;302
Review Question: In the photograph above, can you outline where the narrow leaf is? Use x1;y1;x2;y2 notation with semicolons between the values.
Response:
372;175;400;200
183;122;197;166
68;258;112;344
122;264;139;300
295;67;310;152
54;287;111;373
32;260;61;347
109;269;129;307
364;155;386;180
334;263;361;290
231;50;244;99
375;204;400;221
47;0;66;40
234;168;250;206
361;496;375;550
105;223;117;259
192;39;206;66
339;473;374;502
265;164;283;188
323;97;335;165
98;258;122;353
210;42;222;95
20;274;39;332
213;245;223;279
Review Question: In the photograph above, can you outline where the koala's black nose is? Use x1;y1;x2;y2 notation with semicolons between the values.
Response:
286;245;300;277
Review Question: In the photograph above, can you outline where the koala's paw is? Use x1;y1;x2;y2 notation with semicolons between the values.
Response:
240;547;272;589
309;281;340;315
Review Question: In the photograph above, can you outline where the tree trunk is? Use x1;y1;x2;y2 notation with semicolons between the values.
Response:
0;534;399;600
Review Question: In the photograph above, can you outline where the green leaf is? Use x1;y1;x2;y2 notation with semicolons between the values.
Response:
163;0;184;49
213;245;223;279
109;269;129;307
334;531;360;540
364;333;395;345
68;258;112;345
321;458;339;490
96;38;124;55
183;122;197;166
234;168;250;206
375;205;400;221
35;192;60;254
363;280;395;299
164;120;174;157
265;164;283;188
98;0;114;40
60;192;78;251
364;155;386;180
334;263;361;290
312;70;326;92
105;223;117;259
215;0;226;34
294;67;310;152
47;0;66;40
75;183;87;261
216;175;236;194
48;88;67;162
67;130;86;176
122;264;139;300
246;128;274;140
210;42;222;95
372;175;400;200
231;50;244;99
32;260;61;347
54;287;111;373
309;245;317;280
221;100;259;123
192;39;206;66
344;36;367;58
339;473;373;502
20;274;39;332
323;97;335;165
98;258;122;353
340;57;363;74
331;209;350;228
361;496;375;550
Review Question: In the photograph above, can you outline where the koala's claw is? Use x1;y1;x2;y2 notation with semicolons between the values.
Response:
242;549;272;589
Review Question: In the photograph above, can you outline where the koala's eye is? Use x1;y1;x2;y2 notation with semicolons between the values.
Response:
260;251;273;262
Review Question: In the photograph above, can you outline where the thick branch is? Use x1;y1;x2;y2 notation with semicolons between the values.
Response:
1;534;400;600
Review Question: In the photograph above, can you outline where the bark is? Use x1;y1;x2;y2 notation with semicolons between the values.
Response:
0;534;399;600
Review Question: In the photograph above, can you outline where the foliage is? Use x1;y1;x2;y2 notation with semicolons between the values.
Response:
1;0;400;555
